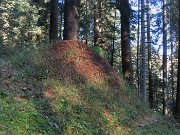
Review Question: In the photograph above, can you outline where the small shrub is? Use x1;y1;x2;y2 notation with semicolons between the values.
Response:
90;45;105;58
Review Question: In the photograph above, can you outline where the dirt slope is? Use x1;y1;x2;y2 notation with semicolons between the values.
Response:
48;40;123;90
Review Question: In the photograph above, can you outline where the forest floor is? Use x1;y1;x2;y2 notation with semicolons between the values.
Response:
0;40;180;134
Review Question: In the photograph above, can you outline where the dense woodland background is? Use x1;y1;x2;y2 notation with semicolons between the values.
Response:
0;0;180;134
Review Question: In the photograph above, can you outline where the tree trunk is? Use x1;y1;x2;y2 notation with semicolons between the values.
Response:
49;0;59;41
147;0;153;108
63;0;80;40
136;0;140;95
140;0;147;102
59;0;64;40
110;10;116;67
163;0;168;116
94;0;102;46
85;0;88;45
117;0;133;84
170;11;175;114
21;29;24;47
175;43;180;121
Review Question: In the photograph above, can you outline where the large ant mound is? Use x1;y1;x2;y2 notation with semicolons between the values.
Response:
48;40;123;89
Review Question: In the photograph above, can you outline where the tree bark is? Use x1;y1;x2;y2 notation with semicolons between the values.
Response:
163;0;168;116
49;0;59;41
110;10;116;67
140;0;147;102
117;0;133;84
147;0;153;108
59;0;64;40
94;0;102;46
175;43;180;121
63;0;80;40
170;10;175;114
85;0;88;44
136;0;140;95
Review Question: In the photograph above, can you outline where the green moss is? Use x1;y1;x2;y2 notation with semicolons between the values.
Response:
134;124;180;135
90;45;105;58
0;96;60;134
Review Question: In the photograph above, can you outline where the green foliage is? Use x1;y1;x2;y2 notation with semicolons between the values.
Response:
134;122;180;135
9;53;30;69
0;44;16;59
79;0;120;62
0;93;61;134
0;0;48;47
169;0;179;39
90;45;105;58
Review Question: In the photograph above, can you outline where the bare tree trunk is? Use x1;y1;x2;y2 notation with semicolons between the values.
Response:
59;0;64;40
136;0;140;95
63;0;80;40
21;29;25;47
94;0;102;46
163;0;168;116
117;0;133;84
28;32;32;46
140;0;147;102
170;11;175;114
147;0;153;108
175;43;180;121
49;0;59;41
85;0;88;44
110;10;116;67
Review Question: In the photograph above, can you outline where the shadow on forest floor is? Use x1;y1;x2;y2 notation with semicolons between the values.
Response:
0;57;62;134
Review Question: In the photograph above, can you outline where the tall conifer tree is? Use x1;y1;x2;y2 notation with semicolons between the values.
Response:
117;0;133;84
140;0;147;102
175;43;180;121
162;0;168;116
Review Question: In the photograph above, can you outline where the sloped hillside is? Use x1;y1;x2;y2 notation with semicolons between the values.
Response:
49;40;123;89
0;40;179;135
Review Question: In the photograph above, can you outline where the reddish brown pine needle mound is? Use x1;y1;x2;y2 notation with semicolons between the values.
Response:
48;40;123;89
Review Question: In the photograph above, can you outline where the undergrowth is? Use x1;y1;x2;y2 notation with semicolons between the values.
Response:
0;43;179;135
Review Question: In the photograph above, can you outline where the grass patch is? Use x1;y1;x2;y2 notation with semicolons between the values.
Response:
134;123;180;135
0;93;60;134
